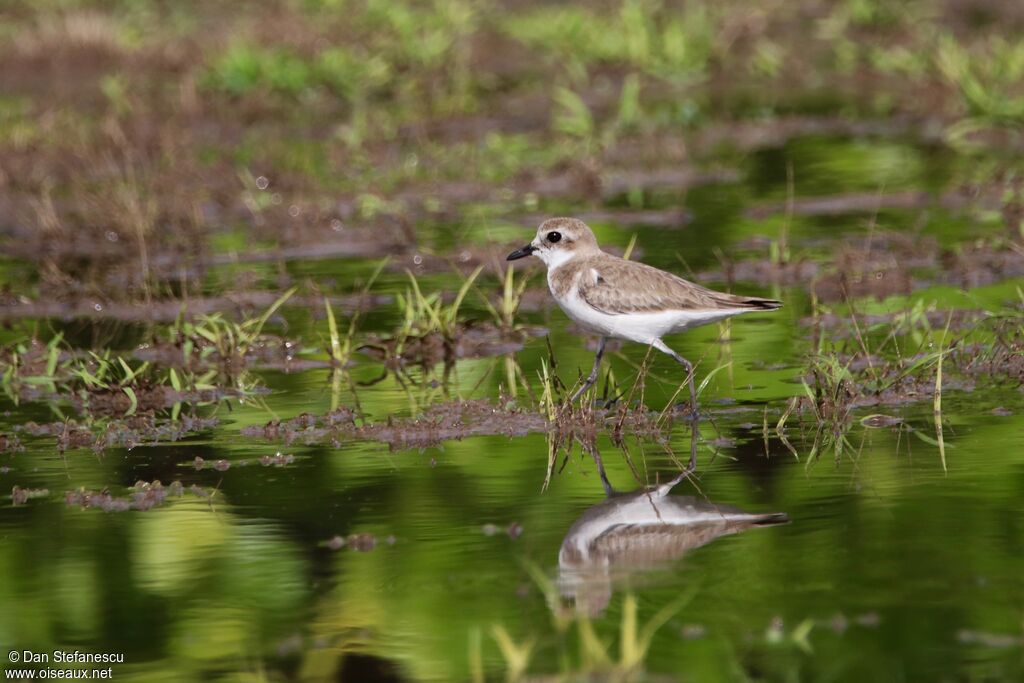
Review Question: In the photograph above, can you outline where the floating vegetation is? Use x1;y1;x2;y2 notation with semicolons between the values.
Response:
15;416;219;453
64;480;215;512
11;486;49;506
322;532;396;552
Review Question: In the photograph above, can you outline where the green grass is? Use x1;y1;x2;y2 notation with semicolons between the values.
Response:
1;336;157;418
205;43;392;102
503;0;714;82
937;35;1024;125
395;267;482;351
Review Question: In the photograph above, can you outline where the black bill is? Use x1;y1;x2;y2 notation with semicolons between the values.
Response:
506;244;537;261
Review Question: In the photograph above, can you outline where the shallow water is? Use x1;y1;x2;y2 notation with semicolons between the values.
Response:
2;133;1024;682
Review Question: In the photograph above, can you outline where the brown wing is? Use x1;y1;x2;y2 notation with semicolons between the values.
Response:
590;522;734;567
577;256;782;315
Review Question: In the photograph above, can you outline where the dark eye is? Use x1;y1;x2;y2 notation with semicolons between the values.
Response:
547;231;562;243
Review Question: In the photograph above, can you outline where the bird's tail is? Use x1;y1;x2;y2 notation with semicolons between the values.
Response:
740;297;783;310
713;293;783;310
749;512;790;526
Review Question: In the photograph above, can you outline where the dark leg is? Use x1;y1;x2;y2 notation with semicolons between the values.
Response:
653;339;698;417
583;439;616;498
685;417;699;473
570;336;607;403
654;415;700;495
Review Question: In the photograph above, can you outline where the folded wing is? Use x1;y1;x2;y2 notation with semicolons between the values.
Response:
578;257;782;315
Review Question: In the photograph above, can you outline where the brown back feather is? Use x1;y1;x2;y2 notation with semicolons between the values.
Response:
564;254;781;315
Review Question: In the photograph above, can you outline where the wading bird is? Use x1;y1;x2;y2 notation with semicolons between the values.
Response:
507;217;781;410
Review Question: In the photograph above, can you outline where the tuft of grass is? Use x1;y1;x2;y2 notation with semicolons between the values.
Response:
0;330;258;420
771;163;795;267
168;287;297;373
937;35;1024;143
324;260;387;412
479;264;530;331
800;353;857;463
0;334;65;404
552;87;595;143
324;259;388;367
539;358;560;493
504;1;714;82
0;335;162;417
396;266;483;351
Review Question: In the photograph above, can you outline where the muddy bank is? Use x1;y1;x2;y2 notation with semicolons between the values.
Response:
3;370;246;416
0;291;391;323
133;337;332;374
743;189;987;220
702;233;1024;301
241;397;696;451
390;166;738;221
797;334;1024;422
802;308;995;336
241;400;549;450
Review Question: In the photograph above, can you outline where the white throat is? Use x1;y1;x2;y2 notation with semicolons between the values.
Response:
536;247;577;271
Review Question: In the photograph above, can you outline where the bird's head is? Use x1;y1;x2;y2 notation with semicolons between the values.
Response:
506;217;599;268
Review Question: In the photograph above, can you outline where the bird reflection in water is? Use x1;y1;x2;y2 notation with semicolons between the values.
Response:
558;432;789;615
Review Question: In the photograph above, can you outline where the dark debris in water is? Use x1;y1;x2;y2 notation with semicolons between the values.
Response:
64;479;210;512
192;453;297;470
680;624;707;640
482;522;523;539
260;452;295;467
860;414;905;428
191;456;231;473
323;532;396;552
11;486;49;506
957;629;1023;649
16;415;219;453
0;433;22;454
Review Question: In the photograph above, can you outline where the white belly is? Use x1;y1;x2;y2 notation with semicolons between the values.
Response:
553;286;743;344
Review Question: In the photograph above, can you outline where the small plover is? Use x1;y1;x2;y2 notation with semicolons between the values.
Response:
507;217;782;409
